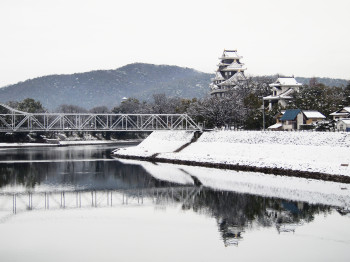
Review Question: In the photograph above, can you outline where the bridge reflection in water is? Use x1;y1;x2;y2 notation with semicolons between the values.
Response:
0;185;341;247
1;186;198;215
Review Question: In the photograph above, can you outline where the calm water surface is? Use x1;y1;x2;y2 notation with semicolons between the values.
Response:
0;144;349;262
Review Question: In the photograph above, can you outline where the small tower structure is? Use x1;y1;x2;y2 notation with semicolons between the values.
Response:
263;76;302;110
210;49;247;97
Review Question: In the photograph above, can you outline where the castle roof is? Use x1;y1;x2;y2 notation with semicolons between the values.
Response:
209;83;219;90
269;77;302;87
221;61;246;71
212;71;225;81
218;72;246;86
219;50;242;60
263;88;294;100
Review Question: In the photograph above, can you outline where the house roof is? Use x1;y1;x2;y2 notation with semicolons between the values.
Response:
280;109;301;121
269;77;302;87
330;107;350;116
303;111;326;119
339;119;350;125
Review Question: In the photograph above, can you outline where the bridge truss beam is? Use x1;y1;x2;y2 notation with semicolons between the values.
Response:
0;104;201;132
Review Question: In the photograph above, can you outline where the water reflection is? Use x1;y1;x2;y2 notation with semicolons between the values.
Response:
0;145;349;248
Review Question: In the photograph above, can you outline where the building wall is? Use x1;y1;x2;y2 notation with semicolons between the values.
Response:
336;121;350;132
297;113;304;130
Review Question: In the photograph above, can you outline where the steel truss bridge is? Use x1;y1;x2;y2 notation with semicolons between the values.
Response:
0;103;201;132
0;186;200;218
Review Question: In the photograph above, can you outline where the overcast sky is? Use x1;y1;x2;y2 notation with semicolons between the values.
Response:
0;0;349;87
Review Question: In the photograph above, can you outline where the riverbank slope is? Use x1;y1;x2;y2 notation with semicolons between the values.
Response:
113;131;350;182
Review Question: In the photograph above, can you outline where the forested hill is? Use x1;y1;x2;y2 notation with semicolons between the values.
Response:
0;62;348;111
295;77;348;87
0;63;212;111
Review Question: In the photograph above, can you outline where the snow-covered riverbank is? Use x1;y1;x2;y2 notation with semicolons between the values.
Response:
113;131;350;181
0;140;140;149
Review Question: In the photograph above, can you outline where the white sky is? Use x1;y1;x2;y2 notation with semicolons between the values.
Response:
0;0;349;87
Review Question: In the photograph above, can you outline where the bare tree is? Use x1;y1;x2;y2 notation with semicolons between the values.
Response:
56;104;88;113
89;106;110;114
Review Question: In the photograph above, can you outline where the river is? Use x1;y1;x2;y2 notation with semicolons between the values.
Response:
0;144;349;261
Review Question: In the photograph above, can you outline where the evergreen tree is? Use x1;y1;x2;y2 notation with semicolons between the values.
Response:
16;98;46;113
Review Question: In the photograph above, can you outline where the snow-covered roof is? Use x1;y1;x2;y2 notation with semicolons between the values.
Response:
220;50;242;60
338;119;350;125
330;107;350;116
329;112;350;116
209;83;219;90
263;88;294;100
218;72;245;86
280;88;294;98
269;77;302;87
221;62;246;71
267;123;282;129
264;87;296;100
303;111;326;119
213;71;225;81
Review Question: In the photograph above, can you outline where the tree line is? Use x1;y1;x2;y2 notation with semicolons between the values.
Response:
2;77;350;130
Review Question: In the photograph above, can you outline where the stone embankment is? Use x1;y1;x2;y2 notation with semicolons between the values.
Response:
112;130;350;183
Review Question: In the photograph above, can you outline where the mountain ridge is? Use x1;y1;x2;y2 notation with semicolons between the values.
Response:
0;63;348;111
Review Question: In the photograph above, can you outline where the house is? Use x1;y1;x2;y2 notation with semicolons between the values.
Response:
209;50;247;97
263;76;302;110
302;111;326;125
268;109;326;130
279;109;304;130
329;107;350;121
336;119;350;132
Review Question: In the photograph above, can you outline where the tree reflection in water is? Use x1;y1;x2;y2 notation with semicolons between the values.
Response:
0;146;342;247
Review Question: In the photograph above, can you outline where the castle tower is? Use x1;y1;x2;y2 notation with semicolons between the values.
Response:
209;49;247;97
263;76;302;110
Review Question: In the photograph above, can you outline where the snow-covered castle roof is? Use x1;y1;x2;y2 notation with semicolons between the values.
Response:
219;50;243;60
210;49;247;96
269;77;302;87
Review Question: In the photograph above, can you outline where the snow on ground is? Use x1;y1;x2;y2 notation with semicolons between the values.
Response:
115;130;350;177
0;140;136;149
114;131;194;157
117;159;350;208
195;130;350;147
0;143;50;148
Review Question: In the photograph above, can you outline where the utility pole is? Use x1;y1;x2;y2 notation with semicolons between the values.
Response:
260;97;266;131
262;98;265;131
